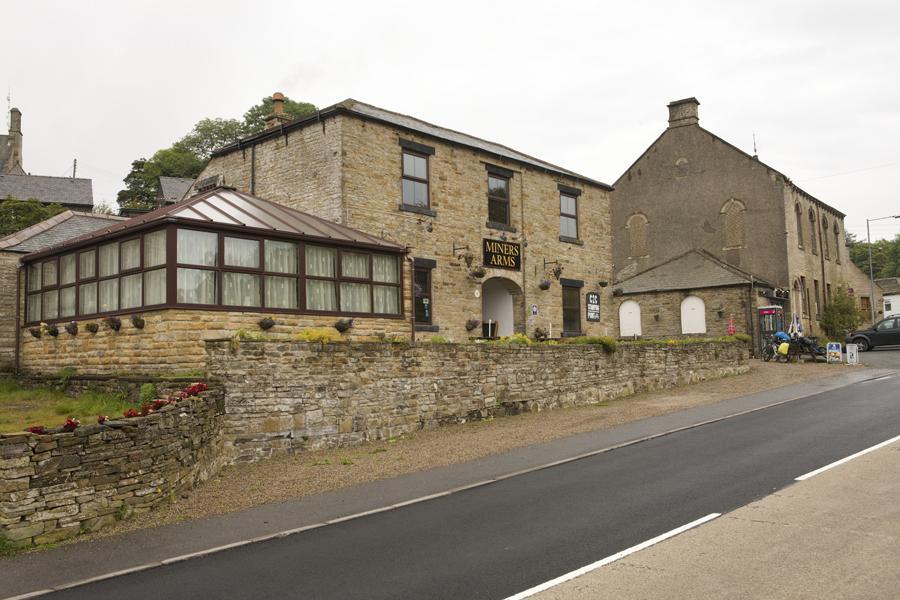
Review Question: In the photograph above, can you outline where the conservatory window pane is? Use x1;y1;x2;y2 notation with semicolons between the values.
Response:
79;282;97;315
121;273;142;309
341;252;369;279
306;279;336;311
373;285;400;314
42;261;57;287
27;294;41;322
340;282;371;313
60;287;76;318
79;250;96;279
99;243;119;277
42;291;58;319
265;240;298;274
223;272;260;307
27;263;40;291
177;268;216;304
373;254;399;283
60;254;76;285
265;276;297;309
305;246;335;277
99;279;119;312
144;268;166;305
224;237;260;268
144;230;166;267
121;239;141;271
177;229;218;266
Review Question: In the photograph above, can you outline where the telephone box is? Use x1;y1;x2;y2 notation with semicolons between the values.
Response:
757;305;785;353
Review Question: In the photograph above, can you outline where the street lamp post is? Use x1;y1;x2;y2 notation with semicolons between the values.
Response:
866;214;900;323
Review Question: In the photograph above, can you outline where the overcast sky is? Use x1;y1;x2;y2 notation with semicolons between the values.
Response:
3;0;898;240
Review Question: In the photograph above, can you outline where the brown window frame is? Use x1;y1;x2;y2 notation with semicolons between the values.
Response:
413;265;433;325
559;192;579;241
400;149;430;210
561;280;583;336
487;173;511;226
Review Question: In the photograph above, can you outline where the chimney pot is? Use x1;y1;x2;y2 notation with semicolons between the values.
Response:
272;92;285;115
667;97;700;128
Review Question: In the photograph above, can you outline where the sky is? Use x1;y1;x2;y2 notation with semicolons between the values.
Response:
3;0;899;240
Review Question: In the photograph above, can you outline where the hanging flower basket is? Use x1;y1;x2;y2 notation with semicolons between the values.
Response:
334;318;354;333
64;321;78;336
258;317;275;330
131;314;146;329
86;322;99;334
551;264;564;280
538;279;552;290
29;327;41;339
46;324;59;337
465;318;481;332
470;266;487;279
104;316;122;331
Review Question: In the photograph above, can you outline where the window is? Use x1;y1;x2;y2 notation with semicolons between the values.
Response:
413;267;432;324
826;283;832;303
834;222;841;264
800;276;809;316
813;279;820;319
562;284;581;334
223;236;261;307
264;240;299;309
177;229;219;305
821;217;830;260
860;296;871;314
401;151;429;208
808;210;818;255
876;317;897;331
560;193;578;239
305;245;337;311
487;174;510;225
795;204;804;248
722;199;745;248
885;300;892;312
626;213;648;258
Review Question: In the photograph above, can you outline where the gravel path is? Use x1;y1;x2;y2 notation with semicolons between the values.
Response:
67;361;842;545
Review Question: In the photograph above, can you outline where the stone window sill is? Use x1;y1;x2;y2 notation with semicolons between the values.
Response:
415;324;439;332
559;236;584;246
399;204;437;218
485;221;516;233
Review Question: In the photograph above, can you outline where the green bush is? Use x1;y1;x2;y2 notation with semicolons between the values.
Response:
429;335;450;344
560;336;618;353
0;533;17;557
821;284;864;340
491;333;533;346
294;328;344;343
733;333;752;343
139;383;157;404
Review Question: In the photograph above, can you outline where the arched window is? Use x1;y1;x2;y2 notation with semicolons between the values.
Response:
626;213;648;258
721;199;746;248
618;300;642;337
680;295;707;334
821;216;830;260
795;204;804;249
834;222;841;264
808;210;818;256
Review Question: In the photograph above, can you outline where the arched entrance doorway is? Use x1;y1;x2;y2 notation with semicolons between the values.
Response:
618;300;642;337
481;277;524;338
680;295;707;334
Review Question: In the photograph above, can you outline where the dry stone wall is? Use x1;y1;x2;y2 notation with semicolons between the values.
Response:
206;340;749;462
0;391;224;548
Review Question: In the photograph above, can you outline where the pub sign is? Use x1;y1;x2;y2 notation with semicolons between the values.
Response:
482;239;521;271
586;292;601;322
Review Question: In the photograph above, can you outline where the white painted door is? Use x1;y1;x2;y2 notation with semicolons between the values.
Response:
619;300;642;337
680;296;707;334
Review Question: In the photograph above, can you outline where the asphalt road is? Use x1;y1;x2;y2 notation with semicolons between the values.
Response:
46;374;900;600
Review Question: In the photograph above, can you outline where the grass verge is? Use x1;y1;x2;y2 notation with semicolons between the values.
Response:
0;378;132;433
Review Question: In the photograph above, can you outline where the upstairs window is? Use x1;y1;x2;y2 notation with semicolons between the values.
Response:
560;193;578;239
401;151;429;208
808;210;818;255
795;203;804;248
487;174;510;225
821;216;830;260
722;198;746;249
626;213;648;258
833;222;841;263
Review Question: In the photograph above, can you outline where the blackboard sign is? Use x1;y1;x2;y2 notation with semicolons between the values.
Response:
586;291;601;322
482;239;521;271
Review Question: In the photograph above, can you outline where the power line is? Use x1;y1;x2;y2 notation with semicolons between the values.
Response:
797;160;900;182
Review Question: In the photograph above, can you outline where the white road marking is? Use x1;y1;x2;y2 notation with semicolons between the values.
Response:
501;513;721;600
795;433;900;481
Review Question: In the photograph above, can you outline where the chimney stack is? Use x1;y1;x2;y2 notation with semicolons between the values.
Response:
2;107;25;175
667;97;700;128
264;92;291;130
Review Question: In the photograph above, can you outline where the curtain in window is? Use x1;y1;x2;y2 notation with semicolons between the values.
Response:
178;229;218;266
265;241;298;274
42;261;57;287
60;254;76;285
144;268;166;305
79;283;97;315
373;255;399;283
27;263;40;292
27;295;40;322
265;276;297;308
121;273;142;309
306;246;335;277
225;237;260;268
224;272;260;306
60;287;76;318
99;243;119;277
342;252;369;278
144;230;166;267
121;239;141;271
340;282;371;313
99;279;119;312
373;285;399;314
177;268;216;304
306;280;336;311
79;250;96;279
43;291;59;319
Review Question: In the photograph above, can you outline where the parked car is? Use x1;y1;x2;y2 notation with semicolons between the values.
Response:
845;317;900;351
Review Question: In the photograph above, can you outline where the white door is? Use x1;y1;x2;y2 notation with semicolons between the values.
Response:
619;300;642;337
681;296;707;334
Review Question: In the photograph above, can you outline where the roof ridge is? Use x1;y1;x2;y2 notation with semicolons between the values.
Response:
0;173;92;182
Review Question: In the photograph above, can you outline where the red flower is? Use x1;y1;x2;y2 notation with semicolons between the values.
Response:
97;415;109;424
26;425;47;435
123;408;140;418
62;418;80;432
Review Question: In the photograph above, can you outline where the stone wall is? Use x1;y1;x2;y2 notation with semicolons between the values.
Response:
0;251;21;373
19;308;411;376
206;340;749;463
0;391;224;548
616;287;753;339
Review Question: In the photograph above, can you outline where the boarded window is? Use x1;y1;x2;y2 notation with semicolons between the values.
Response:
722;199;746;248
821;217;830;260
808;210;818;255
795;204;804;248
626;214;648;258
833;222;841;263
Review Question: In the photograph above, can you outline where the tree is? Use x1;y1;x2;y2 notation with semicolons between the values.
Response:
846;232;900;279
117;95;317;210
820;284;864;341
0;197;67;236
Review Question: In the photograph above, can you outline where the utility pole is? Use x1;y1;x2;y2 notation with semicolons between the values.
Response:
866;214;900;323
72;158;77;178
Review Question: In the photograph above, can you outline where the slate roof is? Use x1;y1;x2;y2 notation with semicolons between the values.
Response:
0;211;125;254
212;99;612;190
875;278;900;295
616;250;772;294
158;176;195;203
23;187;403;261
0;174;94;207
